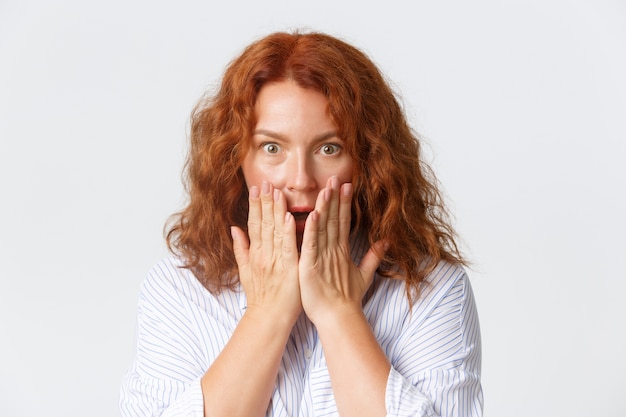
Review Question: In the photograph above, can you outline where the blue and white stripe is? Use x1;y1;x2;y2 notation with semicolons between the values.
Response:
120;237;483;416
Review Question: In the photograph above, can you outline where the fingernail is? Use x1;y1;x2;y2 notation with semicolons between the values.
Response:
331;176;339;190
324;188;331;201
249;186;259;199
274;189;280;202
262;181;270;195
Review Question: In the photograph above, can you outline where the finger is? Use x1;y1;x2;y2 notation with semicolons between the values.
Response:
260;181;275;253
281;211;298;264
310;185;329;251
231;225;250;269
247;185;261;249
301;209;320;256
338;182;352;245
358;239;389;281
325;176;341;245
273;188;287;249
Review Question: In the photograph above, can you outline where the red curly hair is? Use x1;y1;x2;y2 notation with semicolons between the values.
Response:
166;31;465;302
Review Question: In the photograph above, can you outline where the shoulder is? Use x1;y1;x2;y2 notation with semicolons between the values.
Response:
139;255;210;309
410;261;479;332
419;261;469;304
373;261;472;325
376;261;468;303
367;261;467;313
139;255;244;317
142;256;192;292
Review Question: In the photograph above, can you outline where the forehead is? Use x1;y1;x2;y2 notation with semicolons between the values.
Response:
255;81;331;122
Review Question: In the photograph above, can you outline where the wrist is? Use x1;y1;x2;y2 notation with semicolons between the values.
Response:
244;304;300;333
308;302;366;332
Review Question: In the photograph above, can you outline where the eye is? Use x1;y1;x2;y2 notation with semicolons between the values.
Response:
262;143;281;154
320;144;341;155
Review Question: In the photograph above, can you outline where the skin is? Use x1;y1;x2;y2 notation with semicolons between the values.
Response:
201;80;391;417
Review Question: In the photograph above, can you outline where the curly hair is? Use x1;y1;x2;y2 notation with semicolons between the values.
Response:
166;31;465;302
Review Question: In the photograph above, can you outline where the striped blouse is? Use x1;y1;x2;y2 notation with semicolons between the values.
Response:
120;236;483;416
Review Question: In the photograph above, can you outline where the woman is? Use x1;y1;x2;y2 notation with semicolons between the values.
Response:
121;31;483;417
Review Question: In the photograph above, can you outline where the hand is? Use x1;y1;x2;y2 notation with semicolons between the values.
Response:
298;177;388;324
231;181;302;325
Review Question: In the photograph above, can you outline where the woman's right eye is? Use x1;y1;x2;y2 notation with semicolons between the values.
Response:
262;143;281;154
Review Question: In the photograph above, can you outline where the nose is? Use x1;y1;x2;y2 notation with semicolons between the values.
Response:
286;152;316;192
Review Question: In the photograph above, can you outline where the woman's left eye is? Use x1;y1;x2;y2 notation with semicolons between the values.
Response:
320;144;341;155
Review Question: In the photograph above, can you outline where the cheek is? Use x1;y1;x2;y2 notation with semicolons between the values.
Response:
314;159;353;187
335;158;354;183
240;156;258;187
241;157;281;188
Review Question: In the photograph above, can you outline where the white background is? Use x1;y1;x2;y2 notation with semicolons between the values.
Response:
1;0;625;416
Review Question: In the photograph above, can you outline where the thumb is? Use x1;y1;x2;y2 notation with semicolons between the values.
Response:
358;239;389;279
230;226;250;268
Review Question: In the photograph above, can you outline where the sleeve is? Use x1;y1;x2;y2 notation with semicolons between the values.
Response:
385;269;483;417
119;261;208;417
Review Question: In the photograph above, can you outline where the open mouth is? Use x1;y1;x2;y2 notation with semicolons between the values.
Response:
290;212;310;222
290;211;311;234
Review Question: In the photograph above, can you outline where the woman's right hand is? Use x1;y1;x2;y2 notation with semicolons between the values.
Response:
202;182;301;417
231;181;302;325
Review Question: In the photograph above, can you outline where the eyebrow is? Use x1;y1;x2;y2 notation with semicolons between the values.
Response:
253;129;340;143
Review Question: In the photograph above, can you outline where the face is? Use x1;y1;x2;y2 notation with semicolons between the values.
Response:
241;80;353;240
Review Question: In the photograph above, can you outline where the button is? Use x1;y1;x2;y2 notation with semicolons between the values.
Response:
305;349;312;359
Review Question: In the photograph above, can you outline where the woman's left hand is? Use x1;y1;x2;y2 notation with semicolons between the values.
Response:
298;177;387;325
